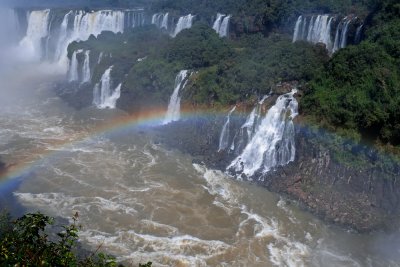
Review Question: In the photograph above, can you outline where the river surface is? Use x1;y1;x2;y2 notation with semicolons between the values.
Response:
0;64;400;267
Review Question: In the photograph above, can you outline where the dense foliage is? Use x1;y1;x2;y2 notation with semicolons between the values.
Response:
302;0;400;145
0;212;153;267
0;212;118;266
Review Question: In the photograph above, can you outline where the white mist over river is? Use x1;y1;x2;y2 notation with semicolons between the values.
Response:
0;5;399;267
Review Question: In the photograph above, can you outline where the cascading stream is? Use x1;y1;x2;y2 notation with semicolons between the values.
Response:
172;14;194;37
82;50;91;84
228;90;298;177
151;13;169;30
163;70;190;125
212;13;231;37
218;106;237;152
93;66;121;109
67;50;82;82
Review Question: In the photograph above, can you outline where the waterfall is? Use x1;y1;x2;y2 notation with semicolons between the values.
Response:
228;90;298;177
333;22;341;53
97;52;104;64
332;17;353;53
230;95;270;154
354;24;363;44
81;50;91;83
152;13;169;30
293;15;334;53
218;106;237;152
172;14;194;37
54;11;71;61
19;9;50;60
212;14;224;32
219;15;231;37
292;16;303;42
212;13;231;37
163;70;190;125
241;95;270;140
93;66;121;109
56;10;125;66
126;10;145;28
340;19;351;48
19;9;128;65
67;50;81;82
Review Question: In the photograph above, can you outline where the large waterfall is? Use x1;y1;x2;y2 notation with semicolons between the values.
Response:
293;15;333;53
126;9;146;28
172;14;194;37
212;13;231;37
293;15;358;54
19;10;51;60
228;90;298;177
152;13;169;30
332;18;352;53
163;70;190;125
55;10;125;65
82;50;91;83
17;9;146;66
218;106;237;152
93;66;122;109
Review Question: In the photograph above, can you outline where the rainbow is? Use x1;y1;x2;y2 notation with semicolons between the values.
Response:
0;107;231;187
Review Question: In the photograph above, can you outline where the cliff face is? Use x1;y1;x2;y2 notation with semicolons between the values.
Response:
263;126;400;232
157;115;400;232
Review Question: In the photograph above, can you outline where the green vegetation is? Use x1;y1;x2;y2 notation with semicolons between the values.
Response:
0;212;152;267
302;0;400;146
0;212;117;266
70;23;327;106
69;0;400;150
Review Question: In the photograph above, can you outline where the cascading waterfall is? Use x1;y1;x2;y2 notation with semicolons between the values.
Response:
230;95;270;154
293;15;334;53
82;50;91;83
241;95;270;140
93;66;121;109
213;14;224;32
213;13;231;37
126;10;145;28
218;106;237;152
67;49;81;82
19;9;51;60
292;16;303;43
354;24;363;44
163;70;190;125
55;10;125;66
19;9;146;67
172;14;194;37
228;89;298;177
151;13;169;30
332;17;353;53
340;19;351;48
